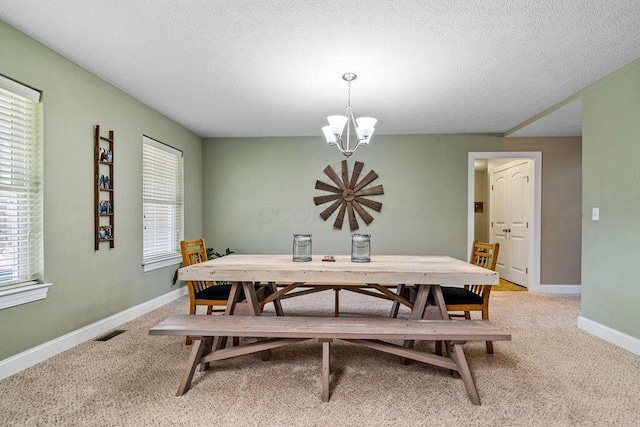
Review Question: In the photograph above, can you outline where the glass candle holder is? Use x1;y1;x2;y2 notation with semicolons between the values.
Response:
293;234;312;262
351;234;371;262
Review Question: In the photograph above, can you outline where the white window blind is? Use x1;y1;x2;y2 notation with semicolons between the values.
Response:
0;76;43;288
142;136;183;264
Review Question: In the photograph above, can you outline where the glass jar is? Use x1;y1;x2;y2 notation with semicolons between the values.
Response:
351;234;371;262
293;234;312;262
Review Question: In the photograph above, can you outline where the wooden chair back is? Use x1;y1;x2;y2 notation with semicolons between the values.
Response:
470;241;499;270
436;240;501;354
180;239;210;295
466;240;500;297
180;239;232;345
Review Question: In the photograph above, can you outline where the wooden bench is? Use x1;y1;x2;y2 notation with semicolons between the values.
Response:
150;314;511;405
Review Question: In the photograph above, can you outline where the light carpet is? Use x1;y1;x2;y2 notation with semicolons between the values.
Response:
1;290;639;426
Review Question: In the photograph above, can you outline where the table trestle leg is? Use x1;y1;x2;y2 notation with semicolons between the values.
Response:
268;282;285;316
213;282;243;354
199;336;214;372
431;285;452;357
389;284;406;318
402;284;431;364
321;339;332;402
242;281;272;361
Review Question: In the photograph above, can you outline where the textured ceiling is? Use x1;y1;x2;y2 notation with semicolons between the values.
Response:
2;1;640;138
508;99;583;137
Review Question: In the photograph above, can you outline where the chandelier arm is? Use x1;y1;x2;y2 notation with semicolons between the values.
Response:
347;107;361;154
336;137;354;157
348;141;362;156
334;136;347;155
346;107;352;154
335;105;351;155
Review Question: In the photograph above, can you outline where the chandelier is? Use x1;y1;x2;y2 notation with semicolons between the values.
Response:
322;73;377;157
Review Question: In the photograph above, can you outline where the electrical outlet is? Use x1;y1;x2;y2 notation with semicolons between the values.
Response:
592;207;600;221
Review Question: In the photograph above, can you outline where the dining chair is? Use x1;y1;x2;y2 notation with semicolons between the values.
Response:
437;240;500;354
180;238;239;345
390;240;500;354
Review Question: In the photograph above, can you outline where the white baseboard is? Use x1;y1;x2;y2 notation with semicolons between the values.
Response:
539;284;581;294
578;316;640;356
0;286;188;381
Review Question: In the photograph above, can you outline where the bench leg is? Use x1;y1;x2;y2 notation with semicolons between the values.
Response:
321;339;332;402
450;343;481;405
177;338;207;396
334;289;340;317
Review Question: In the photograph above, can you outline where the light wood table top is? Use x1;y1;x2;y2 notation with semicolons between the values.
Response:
178;254;498;287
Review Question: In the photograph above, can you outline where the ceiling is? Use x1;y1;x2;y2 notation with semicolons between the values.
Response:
2;1;640;139
508;98;583;137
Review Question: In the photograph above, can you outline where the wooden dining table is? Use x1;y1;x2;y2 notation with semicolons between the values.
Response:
178;254;499;313
177;254;500;334
173;254;503;403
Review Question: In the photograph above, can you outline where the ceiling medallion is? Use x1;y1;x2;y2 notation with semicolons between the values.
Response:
314;160;384;230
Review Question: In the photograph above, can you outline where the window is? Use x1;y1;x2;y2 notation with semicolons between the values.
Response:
142;136;183;272
0;75;48;309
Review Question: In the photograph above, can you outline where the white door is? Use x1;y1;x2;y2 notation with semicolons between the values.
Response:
490;160;531;287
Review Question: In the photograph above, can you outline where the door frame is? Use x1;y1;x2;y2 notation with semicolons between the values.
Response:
468;152;542;293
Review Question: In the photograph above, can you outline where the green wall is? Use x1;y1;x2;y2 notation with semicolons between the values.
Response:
202;134;503;259
581;59;640;339
0;22;203;360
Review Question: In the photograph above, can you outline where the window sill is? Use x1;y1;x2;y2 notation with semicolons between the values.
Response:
0;282;53;310
142;254;182;272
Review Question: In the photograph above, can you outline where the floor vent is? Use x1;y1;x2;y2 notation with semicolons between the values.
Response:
95;330;126;341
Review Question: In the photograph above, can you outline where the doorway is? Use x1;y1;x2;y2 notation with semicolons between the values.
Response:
468;152;542;293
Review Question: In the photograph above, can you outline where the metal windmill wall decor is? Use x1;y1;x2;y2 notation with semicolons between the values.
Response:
314;160;384;230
